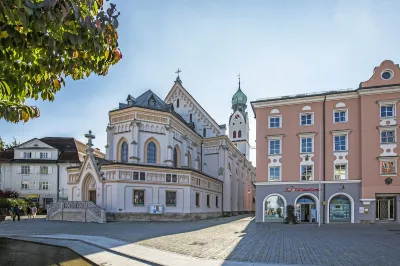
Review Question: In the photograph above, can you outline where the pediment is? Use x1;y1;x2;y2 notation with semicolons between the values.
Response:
165;82;222;135
16;138;55;149
361;60;400;88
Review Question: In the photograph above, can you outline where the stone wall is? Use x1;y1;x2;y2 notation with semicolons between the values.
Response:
106;211;222;222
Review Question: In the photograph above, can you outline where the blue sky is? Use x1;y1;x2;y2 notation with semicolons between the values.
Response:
2;0;400;165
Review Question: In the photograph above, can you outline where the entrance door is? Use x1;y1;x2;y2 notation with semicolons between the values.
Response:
89;190;96;204
376;196;395;220
296;196;317;223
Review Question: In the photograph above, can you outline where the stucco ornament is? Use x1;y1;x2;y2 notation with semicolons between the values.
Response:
385;177;393;185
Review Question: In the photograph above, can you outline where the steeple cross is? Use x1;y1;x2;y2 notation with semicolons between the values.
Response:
238;73;241;88
175;68;182;77
85;130;95;147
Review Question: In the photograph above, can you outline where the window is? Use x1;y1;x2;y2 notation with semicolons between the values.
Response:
140;172;146;181
334;164;347;180
381;104;395;118
300;113;313;126
381;161;396;175
40;152;48;159
176;99;179;108
269;139;281;155
238;130;242;138
301;165;313;180
21;165;30;174
207;194;210;207
203;128;206;137
166;191;176;206
40;166;48;175
269;116;281;128
21;181;29;189
133;190;145;205
269;167;281;181
146;141;157;163
40;181;49;190
195;192;200;207
334;135;347;151
23;152;31;159
173;147;179;168
334;110;347;123
301;137;313;153
233;131;236;138
166;174;177;183
121;141;128;162
216;196;219;208
381;131;395;143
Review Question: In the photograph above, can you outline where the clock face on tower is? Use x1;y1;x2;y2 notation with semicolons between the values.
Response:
233;113;241;121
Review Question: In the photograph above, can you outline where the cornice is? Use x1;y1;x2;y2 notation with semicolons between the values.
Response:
252;95;325;109
330;129;352;135
358;86;400;96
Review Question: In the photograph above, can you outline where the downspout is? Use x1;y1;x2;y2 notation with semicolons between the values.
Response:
57;164;60;202
323;95;326;224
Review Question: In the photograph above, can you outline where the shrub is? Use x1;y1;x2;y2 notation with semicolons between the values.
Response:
0;189;19;199
285;205;298;224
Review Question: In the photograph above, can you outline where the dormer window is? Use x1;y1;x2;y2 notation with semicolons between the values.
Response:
148;96;156;106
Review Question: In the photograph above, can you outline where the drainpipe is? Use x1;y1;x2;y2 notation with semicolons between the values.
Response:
323;95;327;224
57;164;60;202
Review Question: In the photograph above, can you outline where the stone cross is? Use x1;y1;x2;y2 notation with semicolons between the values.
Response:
85;130;95;147
175;68;181;77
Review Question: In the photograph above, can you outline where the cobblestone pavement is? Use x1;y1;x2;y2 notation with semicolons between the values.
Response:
1;215;400;265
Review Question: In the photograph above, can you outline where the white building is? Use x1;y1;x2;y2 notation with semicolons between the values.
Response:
64;74;256;221
0;137;103;208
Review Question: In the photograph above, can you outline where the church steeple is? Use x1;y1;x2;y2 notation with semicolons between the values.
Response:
232;74;247;113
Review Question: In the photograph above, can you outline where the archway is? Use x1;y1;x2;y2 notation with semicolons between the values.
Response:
82;174;97;203
263;194;286;222
294;193;319;223
173;145;181;168
327;193;354;223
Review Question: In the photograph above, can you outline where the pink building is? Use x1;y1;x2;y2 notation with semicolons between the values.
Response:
251;60;400;223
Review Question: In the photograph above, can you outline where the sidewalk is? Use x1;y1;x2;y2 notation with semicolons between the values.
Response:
4;234;302;266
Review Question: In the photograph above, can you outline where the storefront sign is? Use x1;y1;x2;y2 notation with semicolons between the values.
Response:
359;207;365;214
28;194;40;199
284;186;322;192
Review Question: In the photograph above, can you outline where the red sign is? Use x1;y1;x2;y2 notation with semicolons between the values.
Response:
284;186;322;192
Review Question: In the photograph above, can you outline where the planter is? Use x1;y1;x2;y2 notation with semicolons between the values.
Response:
0;215;5;222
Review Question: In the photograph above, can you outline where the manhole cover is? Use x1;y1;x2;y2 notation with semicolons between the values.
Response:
189;241;207;246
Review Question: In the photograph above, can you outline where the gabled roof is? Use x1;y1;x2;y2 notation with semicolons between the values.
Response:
164;81;223;132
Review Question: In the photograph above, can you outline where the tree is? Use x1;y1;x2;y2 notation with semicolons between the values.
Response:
0;136;20;151
0;0;122;123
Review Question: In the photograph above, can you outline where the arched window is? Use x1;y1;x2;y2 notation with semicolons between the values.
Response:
146;141;157;163
173;147;180;168
203;128;206;137
264;195;285;222
190;114;193;123
233;131;237;138
121;142;128;162
176;99;180;108
238;130;242;138
187;151;192;168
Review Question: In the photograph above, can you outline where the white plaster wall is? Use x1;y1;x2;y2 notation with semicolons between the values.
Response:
203;153;219;178
190;187;222;213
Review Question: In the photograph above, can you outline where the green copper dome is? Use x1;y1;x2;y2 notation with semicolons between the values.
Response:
232;88;247;106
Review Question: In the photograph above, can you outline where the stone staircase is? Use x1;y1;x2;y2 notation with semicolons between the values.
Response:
47;201;106;223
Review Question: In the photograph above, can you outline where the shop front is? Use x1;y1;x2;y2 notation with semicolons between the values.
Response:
256;182;362;223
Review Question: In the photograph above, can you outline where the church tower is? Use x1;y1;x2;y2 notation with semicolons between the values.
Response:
229;76;250;160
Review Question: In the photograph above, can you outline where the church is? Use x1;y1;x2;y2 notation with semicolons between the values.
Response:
64;72;256;221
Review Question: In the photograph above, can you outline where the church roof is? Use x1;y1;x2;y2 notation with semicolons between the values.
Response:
114;90;201;137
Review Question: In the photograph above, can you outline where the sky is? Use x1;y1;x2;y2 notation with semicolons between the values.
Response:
2;0;400;166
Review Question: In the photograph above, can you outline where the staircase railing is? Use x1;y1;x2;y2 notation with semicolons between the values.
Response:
46;201;106;223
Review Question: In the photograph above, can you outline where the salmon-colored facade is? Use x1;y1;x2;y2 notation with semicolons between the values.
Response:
251;60;400;223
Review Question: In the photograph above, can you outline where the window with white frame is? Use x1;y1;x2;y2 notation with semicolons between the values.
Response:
334;135;347;151
40;166;48;175
269;139;281;155
23;152;31;159
269;116;281;128
334;110;347;123
40;152;48;159
381;130;395;143
21;165;30;174
381;160;396;175
334;164;347;180
300;113;313;126
301;165;313;180
269;167;281;181
301;137;313;153
21;181;29;189
40;181;49;190
380;104;395;118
